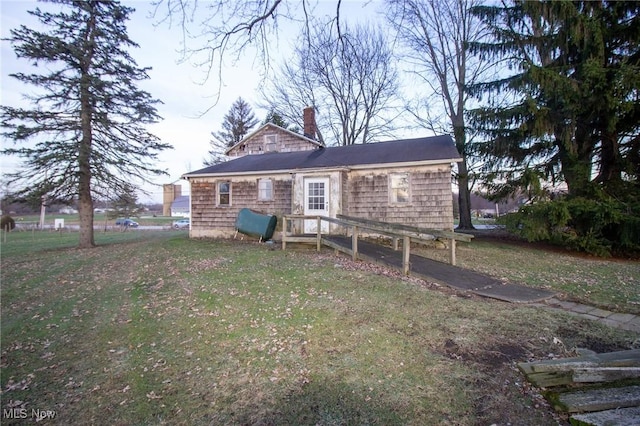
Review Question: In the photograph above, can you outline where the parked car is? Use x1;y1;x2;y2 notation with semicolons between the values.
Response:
115;218;139;227
173;218;190;229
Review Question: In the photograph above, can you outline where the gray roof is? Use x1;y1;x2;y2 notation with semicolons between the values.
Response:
171;195;190;209
185;135;460;177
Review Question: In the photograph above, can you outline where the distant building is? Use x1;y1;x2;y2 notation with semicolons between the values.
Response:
163;184;182;216
170;195;190;217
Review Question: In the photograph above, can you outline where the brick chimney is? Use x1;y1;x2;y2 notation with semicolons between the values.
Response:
303;107;316;140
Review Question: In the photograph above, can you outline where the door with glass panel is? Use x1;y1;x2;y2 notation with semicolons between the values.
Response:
303;177;330;233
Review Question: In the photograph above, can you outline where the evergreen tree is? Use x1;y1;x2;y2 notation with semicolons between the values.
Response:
214;97;259;148
262;109;290;129
205;97;259;165
469;0;640;255
470;0;640;199
108;184;141;224
1;1;170;248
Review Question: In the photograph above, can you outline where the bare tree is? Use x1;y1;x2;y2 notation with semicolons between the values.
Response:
259;58;325;143
262;21;400;145
386;0;491;230
152;1;370;100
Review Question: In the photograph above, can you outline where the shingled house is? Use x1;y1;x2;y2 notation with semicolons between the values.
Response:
182;110;462;239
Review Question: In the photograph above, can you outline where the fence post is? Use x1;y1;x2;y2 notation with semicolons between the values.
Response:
449;238;456;266
316;216;321;251
281;216;288;250
352;225;358;260
402;236;410;274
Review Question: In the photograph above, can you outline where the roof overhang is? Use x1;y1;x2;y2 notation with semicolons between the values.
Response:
182;157;460;180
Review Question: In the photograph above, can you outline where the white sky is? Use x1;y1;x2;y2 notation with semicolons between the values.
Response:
1;0;417;204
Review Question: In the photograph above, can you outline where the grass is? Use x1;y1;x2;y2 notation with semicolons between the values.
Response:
1;231;638;425
10;213;180;227
455;240;640;314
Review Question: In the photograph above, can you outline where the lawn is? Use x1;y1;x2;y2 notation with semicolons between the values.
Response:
1;231;637;425
420;237;640;315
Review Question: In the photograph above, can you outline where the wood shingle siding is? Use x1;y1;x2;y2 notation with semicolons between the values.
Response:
346;166;454;230
226;124;320;157
190;176;292;238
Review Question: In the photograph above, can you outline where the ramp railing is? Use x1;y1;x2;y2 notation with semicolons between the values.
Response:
281;214;473;272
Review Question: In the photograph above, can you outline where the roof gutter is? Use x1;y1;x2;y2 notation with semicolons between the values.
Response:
182;157;461;180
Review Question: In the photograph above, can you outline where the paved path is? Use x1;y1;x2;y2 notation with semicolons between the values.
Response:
322;235;640;334
534;297;640;333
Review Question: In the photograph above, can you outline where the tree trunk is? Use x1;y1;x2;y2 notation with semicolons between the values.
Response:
453;123;474;230
457;159;475;230
78;91;95;248
596;130;622;189
78;11;96;249
559;124;594;198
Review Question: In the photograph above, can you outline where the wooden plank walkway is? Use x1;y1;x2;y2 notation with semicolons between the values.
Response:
323;235;554;303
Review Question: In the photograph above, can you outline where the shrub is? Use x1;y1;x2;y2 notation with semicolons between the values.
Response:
498;196;640;257
1;215;16;231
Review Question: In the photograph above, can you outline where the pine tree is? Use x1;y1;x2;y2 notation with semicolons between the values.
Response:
108;184;141;225
214;97;259;148
262;109;290;129
1;1;170;248
469;0;640;255
205;97;259;165
470;0;640;199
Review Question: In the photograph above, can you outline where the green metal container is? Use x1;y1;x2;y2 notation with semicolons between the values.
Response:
235;208;278;241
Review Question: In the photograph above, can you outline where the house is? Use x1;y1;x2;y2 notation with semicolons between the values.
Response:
225;107;322;157
170;195;190;217
182;113;462;239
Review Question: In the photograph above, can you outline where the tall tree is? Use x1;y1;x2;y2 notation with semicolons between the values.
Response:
205;97;259;165
108;183;141;227
469;0;640;199
262;108;294;130
386;0;491;230
262;22;400;146
1;0;170;248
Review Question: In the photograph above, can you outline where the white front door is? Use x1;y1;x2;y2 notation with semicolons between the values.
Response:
304;177;330;233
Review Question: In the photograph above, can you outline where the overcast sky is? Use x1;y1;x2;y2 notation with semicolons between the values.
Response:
1;1;398;204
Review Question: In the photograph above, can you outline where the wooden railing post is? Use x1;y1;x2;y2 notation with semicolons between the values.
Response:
402;236;410;275
352;225;359;260
282;216;287;250
316;216;322;251
449;238;456;266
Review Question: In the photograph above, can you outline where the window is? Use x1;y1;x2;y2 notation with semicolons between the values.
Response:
258;178;273;200
218;181;231;206
264;134;277;152
389;173;409;204
307;181;325;210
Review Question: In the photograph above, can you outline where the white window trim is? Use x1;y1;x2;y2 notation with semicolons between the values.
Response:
389;172;410;205
218;181;231;206
258;178;273;201
264;134;278;152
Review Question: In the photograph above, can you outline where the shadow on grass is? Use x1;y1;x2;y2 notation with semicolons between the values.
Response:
203;378;415;425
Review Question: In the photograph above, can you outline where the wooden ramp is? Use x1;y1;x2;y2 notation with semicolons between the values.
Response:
518;349;640;425
323;235;555;303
